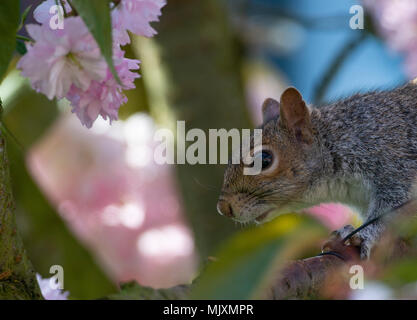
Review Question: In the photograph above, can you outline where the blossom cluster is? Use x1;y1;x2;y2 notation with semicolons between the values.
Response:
29;113;196;288
18;0;165;128
363;0;417;79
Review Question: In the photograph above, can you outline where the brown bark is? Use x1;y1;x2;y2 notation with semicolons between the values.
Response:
265;240;359;299
0;102;42;299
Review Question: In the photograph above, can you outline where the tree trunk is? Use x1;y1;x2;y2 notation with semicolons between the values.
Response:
0;102;42;299
4;87;117;299
135;0;251;260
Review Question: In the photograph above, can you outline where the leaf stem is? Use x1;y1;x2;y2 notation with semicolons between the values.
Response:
16;34;32;42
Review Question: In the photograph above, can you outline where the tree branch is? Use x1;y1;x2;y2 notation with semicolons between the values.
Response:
265;200;417;299
313;32;368;104
264;241;359;299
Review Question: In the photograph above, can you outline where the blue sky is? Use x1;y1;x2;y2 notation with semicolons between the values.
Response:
250;0;407;103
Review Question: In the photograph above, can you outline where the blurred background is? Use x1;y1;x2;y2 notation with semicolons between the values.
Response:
0;0;414;299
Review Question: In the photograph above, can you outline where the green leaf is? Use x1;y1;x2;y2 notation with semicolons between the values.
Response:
0;0;20;83
106;281;190;300
382;258;417;289
70;0;121;84
16;41;27;56
190;214;327;300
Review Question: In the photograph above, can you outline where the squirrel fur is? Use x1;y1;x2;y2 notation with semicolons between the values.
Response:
217;83;417;259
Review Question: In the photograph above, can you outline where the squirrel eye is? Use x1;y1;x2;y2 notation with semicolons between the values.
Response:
254;150;273;170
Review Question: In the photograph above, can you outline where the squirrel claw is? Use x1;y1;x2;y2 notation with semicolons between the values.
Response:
321;225;355;252
323;225;372;260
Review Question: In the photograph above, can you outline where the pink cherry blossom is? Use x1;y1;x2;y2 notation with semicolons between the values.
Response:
28;114;196;288
66;48;140;128
33;0;72;24
364;0;417;78
18;17;107;100
112;0;166;38
19;0;165;128
306;203;355;230
36;274;69;300
112;25;131;46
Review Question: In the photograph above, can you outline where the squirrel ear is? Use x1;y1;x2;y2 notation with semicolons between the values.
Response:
262;98;280;123
279;87;313;144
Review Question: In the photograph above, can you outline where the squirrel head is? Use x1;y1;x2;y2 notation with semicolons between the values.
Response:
217;87;322;224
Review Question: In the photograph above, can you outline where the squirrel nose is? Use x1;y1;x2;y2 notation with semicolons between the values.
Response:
217;200;234;218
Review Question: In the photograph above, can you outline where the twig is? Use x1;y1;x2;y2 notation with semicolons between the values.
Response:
16;35;32;43
313;32;368;105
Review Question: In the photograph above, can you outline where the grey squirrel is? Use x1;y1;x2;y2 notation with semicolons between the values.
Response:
217;83;417;259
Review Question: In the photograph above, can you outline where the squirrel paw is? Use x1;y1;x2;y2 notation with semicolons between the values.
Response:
349;229;374;260
322;225;373;260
